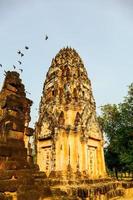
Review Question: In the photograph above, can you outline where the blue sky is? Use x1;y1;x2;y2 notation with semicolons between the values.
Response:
0;0;133;127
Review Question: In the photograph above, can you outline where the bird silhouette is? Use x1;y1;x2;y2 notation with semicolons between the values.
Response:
18;61;22;65
17;50;21;55
25;46;29;50
45;35;48;40
0;64;2;67
13;65;16;69
21;53;24;57
19;69;23;73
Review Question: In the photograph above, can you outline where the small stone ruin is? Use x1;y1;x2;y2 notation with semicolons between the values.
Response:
0;71;49;200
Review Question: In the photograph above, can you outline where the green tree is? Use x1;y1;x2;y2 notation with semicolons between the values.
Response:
98;83;133;177
118;83;133;171
98;104;122;178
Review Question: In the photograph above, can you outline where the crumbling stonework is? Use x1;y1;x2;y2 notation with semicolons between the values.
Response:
0;71;48;200
0;71;34;169
36;47;106;179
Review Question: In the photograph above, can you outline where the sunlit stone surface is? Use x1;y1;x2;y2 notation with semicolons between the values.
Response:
0;71;33;169
0;71;47;200
36;47;106;179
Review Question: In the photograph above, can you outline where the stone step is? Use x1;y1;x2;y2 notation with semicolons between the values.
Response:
49;183;125;200
32;171;47;179
107;188;124;199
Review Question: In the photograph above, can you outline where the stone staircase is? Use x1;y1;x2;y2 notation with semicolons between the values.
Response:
48;180;125;200
0;171;132;200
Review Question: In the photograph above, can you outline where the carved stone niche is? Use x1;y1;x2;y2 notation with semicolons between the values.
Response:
59;88;63;103
73;88;78;101
66;67;70;80
74;112;81;127
58;111;65;126
66;91;71;104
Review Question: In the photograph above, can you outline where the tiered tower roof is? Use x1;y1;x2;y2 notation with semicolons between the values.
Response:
37;47;101;140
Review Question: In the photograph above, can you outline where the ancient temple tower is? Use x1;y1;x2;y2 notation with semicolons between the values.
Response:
36;48;106;179
0;71;33;169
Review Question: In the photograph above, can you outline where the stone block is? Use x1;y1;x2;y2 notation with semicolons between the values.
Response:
0;180;18;192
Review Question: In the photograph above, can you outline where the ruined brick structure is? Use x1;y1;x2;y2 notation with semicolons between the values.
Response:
0;71;33;169
36;47;106;179
0;71;48;200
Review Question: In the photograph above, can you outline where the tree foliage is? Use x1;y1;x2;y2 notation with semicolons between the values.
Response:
98;83;133;174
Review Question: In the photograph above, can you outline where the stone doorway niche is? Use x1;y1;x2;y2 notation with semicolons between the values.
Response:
87;145;98;178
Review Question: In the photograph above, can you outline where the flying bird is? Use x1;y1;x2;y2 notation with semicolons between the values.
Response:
13;65;16;69
25;46;29;50
19;69;23;73
45;35;48;40
21;53;24;57
0;64;2;67
17;50;21;55
18;61;22;65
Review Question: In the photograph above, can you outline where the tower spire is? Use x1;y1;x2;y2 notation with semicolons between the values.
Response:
36;47;106;179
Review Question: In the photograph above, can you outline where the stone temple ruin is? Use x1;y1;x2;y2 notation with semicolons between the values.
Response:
36;47;106;179
0;48;133;200
0;71;48;200
0;71;33;170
